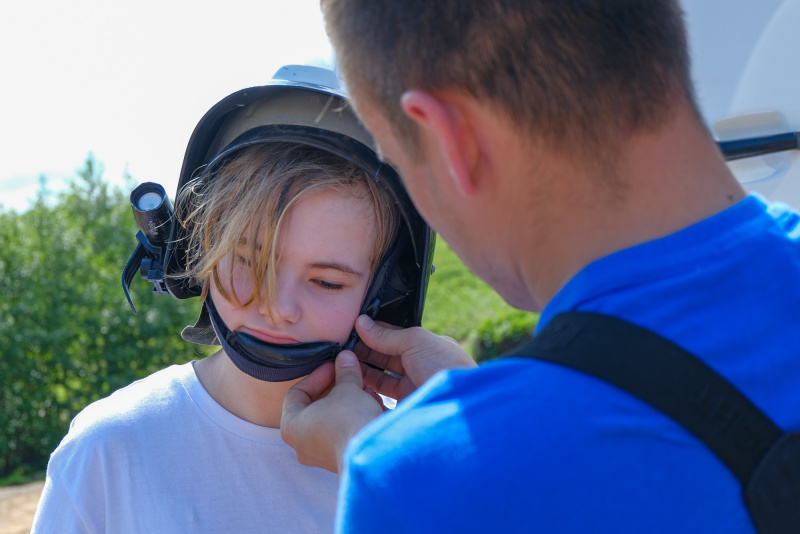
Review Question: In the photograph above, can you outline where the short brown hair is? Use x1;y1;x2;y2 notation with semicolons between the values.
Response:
177;142;399;312
322;0;696;164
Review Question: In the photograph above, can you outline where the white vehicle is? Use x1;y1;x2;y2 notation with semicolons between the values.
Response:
684;0;800;207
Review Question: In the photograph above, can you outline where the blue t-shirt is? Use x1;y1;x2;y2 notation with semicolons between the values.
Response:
337;195;800;533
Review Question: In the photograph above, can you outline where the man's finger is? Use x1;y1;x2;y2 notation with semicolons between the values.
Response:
355;315;426;365
356;344;406;377
334;350;365;388
361;361;402;399
355;343;404;376
282;362;334;425
363;387;387;411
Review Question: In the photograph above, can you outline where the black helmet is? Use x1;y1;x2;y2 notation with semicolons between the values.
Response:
122;65;435;381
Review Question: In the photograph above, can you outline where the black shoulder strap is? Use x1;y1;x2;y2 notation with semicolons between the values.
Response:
508;311;800;534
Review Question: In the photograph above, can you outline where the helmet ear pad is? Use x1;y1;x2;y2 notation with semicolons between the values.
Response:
362;226;418;326
180;304;217;345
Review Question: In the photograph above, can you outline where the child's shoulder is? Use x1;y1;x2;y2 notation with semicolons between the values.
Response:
61;363;195;447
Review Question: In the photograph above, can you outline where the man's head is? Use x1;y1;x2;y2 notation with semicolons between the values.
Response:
322;0;696;166
322;0;716;312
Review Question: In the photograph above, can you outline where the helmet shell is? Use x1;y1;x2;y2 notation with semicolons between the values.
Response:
164;65;434;329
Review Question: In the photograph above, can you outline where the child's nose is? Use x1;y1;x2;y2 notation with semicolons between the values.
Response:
260;277;300;324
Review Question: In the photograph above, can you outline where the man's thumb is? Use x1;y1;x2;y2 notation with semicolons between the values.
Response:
355;315;407;357
335;350;364;387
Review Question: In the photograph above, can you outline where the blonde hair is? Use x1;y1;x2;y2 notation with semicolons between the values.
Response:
177;142;399;313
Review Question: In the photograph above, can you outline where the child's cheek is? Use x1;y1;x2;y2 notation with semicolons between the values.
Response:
231;274;255;302
318;294;366;342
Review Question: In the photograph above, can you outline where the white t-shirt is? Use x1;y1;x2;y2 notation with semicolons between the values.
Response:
32;362;338;533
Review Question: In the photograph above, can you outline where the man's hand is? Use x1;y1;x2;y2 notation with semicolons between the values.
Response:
354;315;477;402
281;318;476;473
281;351;384;473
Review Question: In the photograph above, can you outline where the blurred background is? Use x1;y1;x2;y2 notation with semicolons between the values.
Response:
1;1;799;529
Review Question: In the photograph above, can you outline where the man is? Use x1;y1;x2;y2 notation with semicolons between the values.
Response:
281;1;800;531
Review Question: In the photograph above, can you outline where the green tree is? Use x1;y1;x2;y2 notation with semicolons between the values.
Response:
0;155;208;480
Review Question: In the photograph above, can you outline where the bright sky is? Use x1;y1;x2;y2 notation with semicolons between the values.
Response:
3;1;799;212
0;0;334;212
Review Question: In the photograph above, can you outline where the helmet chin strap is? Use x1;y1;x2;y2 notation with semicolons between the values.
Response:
206;295;346;382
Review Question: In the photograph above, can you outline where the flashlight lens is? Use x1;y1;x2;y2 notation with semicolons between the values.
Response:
137;191;163;211
130;182;173;246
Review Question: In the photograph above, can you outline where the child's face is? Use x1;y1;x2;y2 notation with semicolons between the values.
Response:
209;188;376;346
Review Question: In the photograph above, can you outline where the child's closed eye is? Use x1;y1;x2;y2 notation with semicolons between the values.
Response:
313;279;344;291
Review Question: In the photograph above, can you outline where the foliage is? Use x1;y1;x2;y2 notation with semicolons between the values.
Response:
0;156;208;480
421;238;514;341
421;238;538;356
472;309;539;363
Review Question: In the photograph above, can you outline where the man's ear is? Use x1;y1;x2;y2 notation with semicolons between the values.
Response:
400;90;479;196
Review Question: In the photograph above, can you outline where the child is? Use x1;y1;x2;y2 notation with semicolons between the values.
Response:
32;65;433;533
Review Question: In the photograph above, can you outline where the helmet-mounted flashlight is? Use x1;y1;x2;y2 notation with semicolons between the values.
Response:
122;182;174;314
131;183;173;246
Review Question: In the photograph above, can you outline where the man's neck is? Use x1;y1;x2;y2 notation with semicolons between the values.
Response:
516;102;747;310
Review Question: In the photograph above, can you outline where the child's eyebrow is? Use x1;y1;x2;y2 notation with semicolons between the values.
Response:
308;262;365;278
